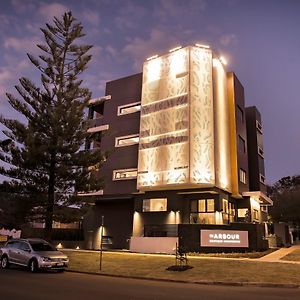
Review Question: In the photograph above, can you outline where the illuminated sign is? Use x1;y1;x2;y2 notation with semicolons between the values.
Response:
0;235;8;242
200;229;249;247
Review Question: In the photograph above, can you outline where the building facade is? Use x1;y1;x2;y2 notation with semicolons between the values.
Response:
83;45;272;253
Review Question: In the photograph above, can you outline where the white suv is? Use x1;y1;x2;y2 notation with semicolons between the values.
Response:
0;238;69;272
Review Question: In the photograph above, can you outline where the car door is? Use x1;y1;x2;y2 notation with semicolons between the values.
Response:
18;242;32;266
7;241;21;264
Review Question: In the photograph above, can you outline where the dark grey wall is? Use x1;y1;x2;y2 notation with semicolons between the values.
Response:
83;199;134;249
229;73;250;193
101;73;142;195
246;106;267;193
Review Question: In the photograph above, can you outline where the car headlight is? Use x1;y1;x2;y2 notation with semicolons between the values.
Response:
42;257;52;262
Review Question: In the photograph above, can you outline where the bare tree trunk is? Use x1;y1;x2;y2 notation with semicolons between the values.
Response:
45;152;56;240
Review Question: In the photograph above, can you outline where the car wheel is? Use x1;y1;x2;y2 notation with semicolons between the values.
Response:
0;255;10;269
28;259;38;273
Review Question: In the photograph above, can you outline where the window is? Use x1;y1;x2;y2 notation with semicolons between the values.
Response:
237;105;244;123
258;146;264;158
238;135;246;153
113;168;137;181
238;208;248;218
229;202;235;223
253;209;259;221
117;102;141;116
222;199;229;213
198;199;206;212
239;169;246;184
20;242;31;252
207;199;215;212
191;199;215;213
256;120;263;134
190;199;215;224
142;198;167;212
259;173;266;184
115;134;139;147
261;205;268;213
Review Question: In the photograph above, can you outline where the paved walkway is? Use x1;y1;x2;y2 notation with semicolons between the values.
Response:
257;245;300;263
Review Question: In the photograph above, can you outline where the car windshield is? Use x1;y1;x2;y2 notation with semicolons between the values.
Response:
30;242;55;251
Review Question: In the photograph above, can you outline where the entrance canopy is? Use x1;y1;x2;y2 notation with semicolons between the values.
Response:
242;191;273;206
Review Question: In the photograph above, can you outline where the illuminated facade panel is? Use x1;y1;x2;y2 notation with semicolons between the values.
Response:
137;47;190;189
138;46;226;191
189;47;215;185
213;58;232;193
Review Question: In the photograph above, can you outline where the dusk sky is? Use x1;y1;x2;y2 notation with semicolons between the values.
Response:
0;0;299;184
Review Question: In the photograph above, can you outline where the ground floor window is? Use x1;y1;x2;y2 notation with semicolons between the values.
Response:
190;199;215;224
142;198;167;212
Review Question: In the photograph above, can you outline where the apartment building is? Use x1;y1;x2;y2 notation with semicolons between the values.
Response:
83;45;272;253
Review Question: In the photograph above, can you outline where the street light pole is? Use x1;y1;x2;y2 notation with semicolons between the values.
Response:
99;215;104;270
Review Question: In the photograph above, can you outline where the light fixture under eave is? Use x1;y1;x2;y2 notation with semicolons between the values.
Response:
195;43;210;49
146;54;158;61
219;56;227;65
169;46;182;53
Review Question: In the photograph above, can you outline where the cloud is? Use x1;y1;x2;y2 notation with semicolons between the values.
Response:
154;0;206;20
11;0;36;14
38;2;69;21
82;10;100;26
0;14;12;26
0;59;31;109
220;34;238;46
105;45;118;58
123;28;180;71
4;36;40;54
114;1;147;29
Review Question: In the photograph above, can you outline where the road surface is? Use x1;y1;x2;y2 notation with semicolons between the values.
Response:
0;267;299;300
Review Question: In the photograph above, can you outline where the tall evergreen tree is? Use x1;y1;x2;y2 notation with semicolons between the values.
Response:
0;12;105;238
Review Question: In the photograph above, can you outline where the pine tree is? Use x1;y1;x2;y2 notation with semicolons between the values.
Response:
0;12;105;239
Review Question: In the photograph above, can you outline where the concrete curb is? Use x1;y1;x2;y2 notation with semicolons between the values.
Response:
66;269;300;289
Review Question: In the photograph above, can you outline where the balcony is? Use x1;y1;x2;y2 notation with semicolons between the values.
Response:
86;117;109;133
88;95;111;106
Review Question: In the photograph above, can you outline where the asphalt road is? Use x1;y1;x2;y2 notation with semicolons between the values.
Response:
0;267;300;300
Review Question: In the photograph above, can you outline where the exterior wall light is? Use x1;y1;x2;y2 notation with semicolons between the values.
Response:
219;56;227;65
195;43;210;49
146;54;158;61
169;46;182;53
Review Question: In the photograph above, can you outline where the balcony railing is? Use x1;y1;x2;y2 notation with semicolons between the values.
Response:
86;117;103;128
86;117;109;133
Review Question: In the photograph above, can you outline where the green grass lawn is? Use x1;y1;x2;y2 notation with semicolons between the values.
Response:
281;249;300;262
64;250;300;285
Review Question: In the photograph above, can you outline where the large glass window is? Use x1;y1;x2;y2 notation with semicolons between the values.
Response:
239;169;246;184
222;199;229;213
237;105;244;123
142;198;167;212
229;202;235;223
117;102;141;116
115;134;139;147
238;208;248;218
258;146;264;158
238;135;246;153
256;120;263;134
113;168;137;180
190;199;215;224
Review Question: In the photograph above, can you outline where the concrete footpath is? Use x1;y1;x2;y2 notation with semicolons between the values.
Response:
257;245;300;263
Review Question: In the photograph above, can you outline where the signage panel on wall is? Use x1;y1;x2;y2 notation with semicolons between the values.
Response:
200;229;249;247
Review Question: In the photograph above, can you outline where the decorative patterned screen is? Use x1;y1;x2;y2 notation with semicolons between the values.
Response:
137;46;231;192
137;48;190;189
